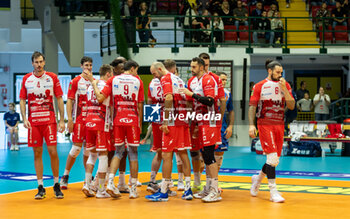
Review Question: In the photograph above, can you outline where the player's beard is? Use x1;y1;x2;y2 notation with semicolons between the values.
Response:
271;74;280;81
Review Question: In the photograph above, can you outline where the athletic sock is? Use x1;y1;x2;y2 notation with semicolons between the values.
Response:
37;179;43;186
161;178;170;193
205;177;212;191
268;178;277;192
184;177;191;190
130;178;137;186
85;173;92;185
119;172;125;185
194;172;201;186
99;178;106;191
178;172;184;183
54;177;59;184
63;169;70;176
150;171;157;183
210;178;218;192
108;173;115;186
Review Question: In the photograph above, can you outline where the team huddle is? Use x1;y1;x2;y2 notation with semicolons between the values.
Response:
20;51;292;203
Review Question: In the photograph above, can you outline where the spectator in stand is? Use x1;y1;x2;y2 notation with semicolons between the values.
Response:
315;3;331;29
286;0;290;8
197;0;210;14
183;3;198;45
251;2;263;24
296;81;309;101
253;11;275;46
267;3;278;20
192;9;211;44
211;12;224;43
136;2;151;47
297;93;313;112
271;11;283;44
209;0;222;14
4;103;20;151
227;0;238;9
233;0;249;31
313;87;331;121
332;1;347;29
264;0;279;9
121;0;138;47
219;1;234;26
342;0;349;14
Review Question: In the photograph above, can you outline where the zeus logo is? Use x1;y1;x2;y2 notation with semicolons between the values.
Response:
120;118;133;123
86;122;96;128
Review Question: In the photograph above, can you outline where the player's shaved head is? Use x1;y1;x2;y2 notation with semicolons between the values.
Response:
151;62;166;71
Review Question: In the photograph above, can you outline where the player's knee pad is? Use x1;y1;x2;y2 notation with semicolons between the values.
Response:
97;155;108;173
214;155;223;168
128;146;138;161
87;153;98;165
83;146;90;157
175;153;183;165
266;152;279;167
115;146;126;159
69;145;81;158
190;151;200;161
263;163;276;179
201;145;216;165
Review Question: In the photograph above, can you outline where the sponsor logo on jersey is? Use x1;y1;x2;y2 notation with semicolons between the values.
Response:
119;118;133;123
46;78;50;82
86;122;96;128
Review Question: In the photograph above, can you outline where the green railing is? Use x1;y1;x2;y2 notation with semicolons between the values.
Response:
330;98;350;123
100;15;350;54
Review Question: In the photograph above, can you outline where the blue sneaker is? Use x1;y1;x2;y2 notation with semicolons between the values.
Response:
145;191;169;202
182;188;193;200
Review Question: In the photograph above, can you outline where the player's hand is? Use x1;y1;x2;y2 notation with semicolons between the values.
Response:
23;119;31;129
192;125;199;139
160;124;169;134
279;77;287;91
249;125;257;138
92;79;99;86
83;70;93;82
58;120;65;133
67;119;74;133
179;88;193;97
225;125;233;139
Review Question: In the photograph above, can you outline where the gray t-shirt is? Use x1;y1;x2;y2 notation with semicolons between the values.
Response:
313;94;331;114
297;98;312;111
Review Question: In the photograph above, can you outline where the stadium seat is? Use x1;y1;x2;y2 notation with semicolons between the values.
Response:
334;26;348;43
319;26;333;43
224;25;237;42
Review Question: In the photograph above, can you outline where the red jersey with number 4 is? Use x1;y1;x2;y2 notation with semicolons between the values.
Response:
148;78;164;124
86;80;111;131
101;74;144;127
67;75;92;124
161;72;188;126
249;78;293;123
19;71;63;126
188;74;217;126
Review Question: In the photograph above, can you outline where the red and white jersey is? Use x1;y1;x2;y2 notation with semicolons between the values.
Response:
250;78;293;123
101;73;144;127
188;74;217;126
86;80;111;131
208;71;225;100
161;72;188;126
67;75;92;124
19;71;63;126
148;78;164;124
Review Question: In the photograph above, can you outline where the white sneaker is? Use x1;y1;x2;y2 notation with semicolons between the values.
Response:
270;190;285;203
14;145;19;151
96;189;111;198
129;184;139;199
169;179;174;188
10;145;14;151
201;188;222;203
106;183;121;198
177;181;185;191
90;178;98;193
82;184;95;197
193;187;208;199
118;184;130;193
167;189;177;197
250;175;261;197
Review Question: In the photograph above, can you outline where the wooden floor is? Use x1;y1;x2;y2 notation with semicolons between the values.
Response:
1;173;350;219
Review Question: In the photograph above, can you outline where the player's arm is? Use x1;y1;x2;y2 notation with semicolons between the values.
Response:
57;96;65;133
92;80;107;103
248;105;257;138
280;78;295;110
20;99;31;129
66;98;74;133
138;102;143;130
219;98;226;121
225;110;234;139
161;94;173;134
181;88;214;106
